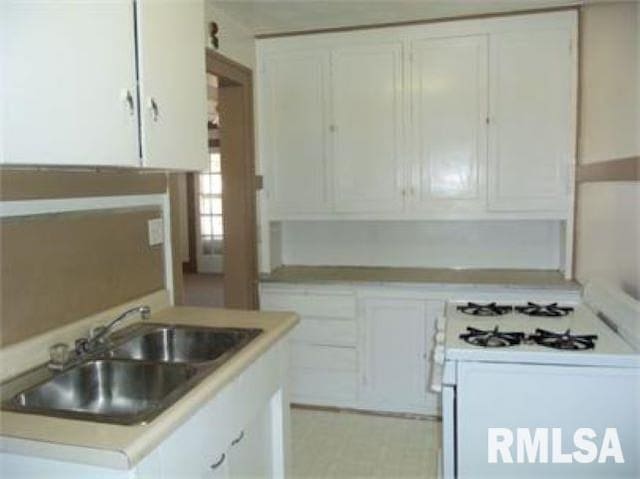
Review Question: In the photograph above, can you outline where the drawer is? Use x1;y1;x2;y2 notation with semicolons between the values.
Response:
261;291;356;319
292;318;357;345
290;369;358;402
291;342;357;372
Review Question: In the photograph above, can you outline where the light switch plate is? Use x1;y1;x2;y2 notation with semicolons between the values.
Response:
148;218;164;246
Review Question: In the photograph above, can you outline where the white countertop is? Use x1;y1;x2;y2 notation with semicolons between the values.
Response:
0;303;299;469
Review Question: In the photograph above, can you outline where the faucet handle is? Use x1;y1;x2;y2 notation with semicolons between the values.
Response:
75;337;89;354
49;343;70;368
141;306;151;320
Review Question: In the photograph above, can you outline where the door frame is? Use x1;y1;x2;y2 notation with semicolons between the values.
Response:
172;49;259;309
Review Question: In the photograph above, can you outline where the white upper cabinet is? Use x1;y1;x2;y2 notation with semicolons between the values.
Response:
410;35;488;213
332;43;404;213
256;11;577;220
1;0;139;167
262;50;331;214
137;0;208;171
0;0;207;170
488;28;573;211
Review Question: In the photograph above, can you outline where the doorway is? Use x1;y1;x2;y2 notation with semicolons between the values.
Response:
175;50;259;310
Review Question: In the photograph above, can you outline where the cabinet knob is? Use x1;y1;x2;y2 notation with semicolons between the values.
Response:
210;453;226;470
123;90;134;116
149;98;159;122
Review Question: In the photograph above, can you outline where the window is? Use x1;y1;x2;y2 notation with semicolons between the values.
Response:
199;152;223;255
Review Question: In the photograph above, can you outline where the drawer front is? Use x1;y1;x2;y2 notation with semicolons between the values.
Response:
290;369;358;402
292;318;357;345
291;342;357;372
261;291;356;319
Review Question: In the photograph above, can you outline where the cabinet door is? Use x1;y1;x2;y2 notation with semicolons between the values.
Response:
332;43;405;213
362;298;428;409
137;0;208;171
488;28;573;212
262;51;331;215
1;0;139;166
410;35;488;212
227;404;273;478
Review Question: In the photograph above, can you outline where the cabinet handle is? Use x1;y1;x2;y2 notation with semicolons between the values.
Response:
149;98;159;122
231;430;245;446
210;453;226;470
124;90;134;116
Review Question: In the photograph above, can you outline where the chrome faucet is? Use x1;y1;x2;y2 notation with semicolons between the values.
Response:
76;305;151;354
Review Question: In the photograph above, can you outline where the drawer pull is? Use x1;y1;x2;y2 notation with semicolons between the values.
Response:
210;453;226;470
231;431;245;446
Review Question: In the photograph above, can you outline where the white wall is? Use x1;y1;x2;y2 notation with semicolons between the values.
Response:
204;2;256;69
579;1;639;163
575;2;640;299
279;221;563;270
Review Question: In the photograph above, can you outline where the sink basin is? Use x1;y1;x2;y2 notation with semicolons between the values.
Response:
109;325;262;363
8;359;198;424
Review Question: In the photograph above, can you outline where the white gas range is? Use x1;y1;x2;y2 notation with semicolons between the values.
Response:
431;282;640;479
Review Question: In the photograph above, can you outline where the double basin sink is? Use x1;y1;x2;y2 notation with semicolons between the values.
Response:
0;323;262;425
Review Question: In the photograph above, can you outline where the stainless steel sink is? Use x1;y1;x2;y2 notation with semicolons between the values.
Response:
1;324;263;424
108;325;261;363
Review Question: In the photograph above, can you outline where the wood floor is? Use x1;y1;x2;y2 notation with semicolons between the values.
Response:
183;273;224;308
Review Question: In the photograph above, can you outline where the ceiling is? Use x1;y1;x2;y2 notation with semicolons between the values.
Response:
210;0;584;36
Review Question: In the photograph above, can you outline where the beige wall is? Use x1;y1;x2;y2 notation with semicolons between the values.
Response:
205;3;256;69
575;2;640;299
579;1;639;163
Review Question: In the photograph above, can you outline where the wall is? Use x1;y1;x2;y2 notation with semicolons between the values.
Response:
574;2;640;299
205;2;256;69
0;170;168;346
279;221;564;270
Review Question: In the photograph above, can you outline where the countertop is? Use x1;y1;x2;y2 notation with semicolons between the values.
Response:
261;265;580;290
0;305;299;470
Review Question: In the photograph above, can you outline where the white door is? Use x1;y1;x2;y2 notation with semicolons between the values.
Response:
488;28;573;212
1;0;139;166
331;43;405;213
227;405;273;478
362;298;429;411
262;50;332;215
410;35;488;213
137;0;208;171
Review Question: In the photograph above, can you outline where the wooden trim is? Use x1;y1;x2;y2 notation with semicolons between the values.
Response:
206;48;253;80
255;5;579;39
184;173;198;273
576;157;640;183
168;174;185;306
0;169;167;201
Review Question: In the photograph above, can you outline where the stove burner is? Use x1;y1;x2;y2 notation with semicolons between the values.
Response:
459;326;525;348
528;328;597;350
457;302;512;317
515;302;574;317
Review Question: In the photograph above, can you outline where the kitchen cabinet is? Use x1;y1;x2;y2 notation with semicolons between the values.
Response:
0;0;207;171
262;50;332;214
487;28;573;212
332;43;405;213
256;11;576;220
409;35;488;213
260;283;441;414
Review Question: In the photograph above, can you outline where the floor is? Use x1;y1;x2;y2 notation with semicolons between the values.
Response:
291;408;441;478
183;273;224;307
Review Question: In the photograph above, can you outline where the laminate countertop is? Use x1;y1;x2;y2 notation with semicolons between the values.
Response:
261;265;580;290
0;304;299;470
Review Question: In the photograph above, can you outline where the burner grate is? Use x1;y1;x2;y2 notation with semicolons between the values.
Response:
457;302;512;317
515;302;574;317
459;326;525;348
528;328;597;350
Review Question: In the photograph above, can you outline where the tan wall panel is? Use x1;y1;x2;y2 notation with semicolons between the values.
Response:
0;209;164;346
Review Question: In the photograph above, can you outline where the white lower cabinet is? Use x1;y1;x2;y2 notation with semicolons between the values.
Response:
260;284;443;415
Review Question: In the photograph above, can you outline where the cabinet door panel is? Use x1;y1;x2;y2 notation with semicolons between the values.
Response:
362;298;427;408
263;51;331;214
411;35;488;210
488;28;573;211
137;0;208;171
1;0;138;166
332;43;404;213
